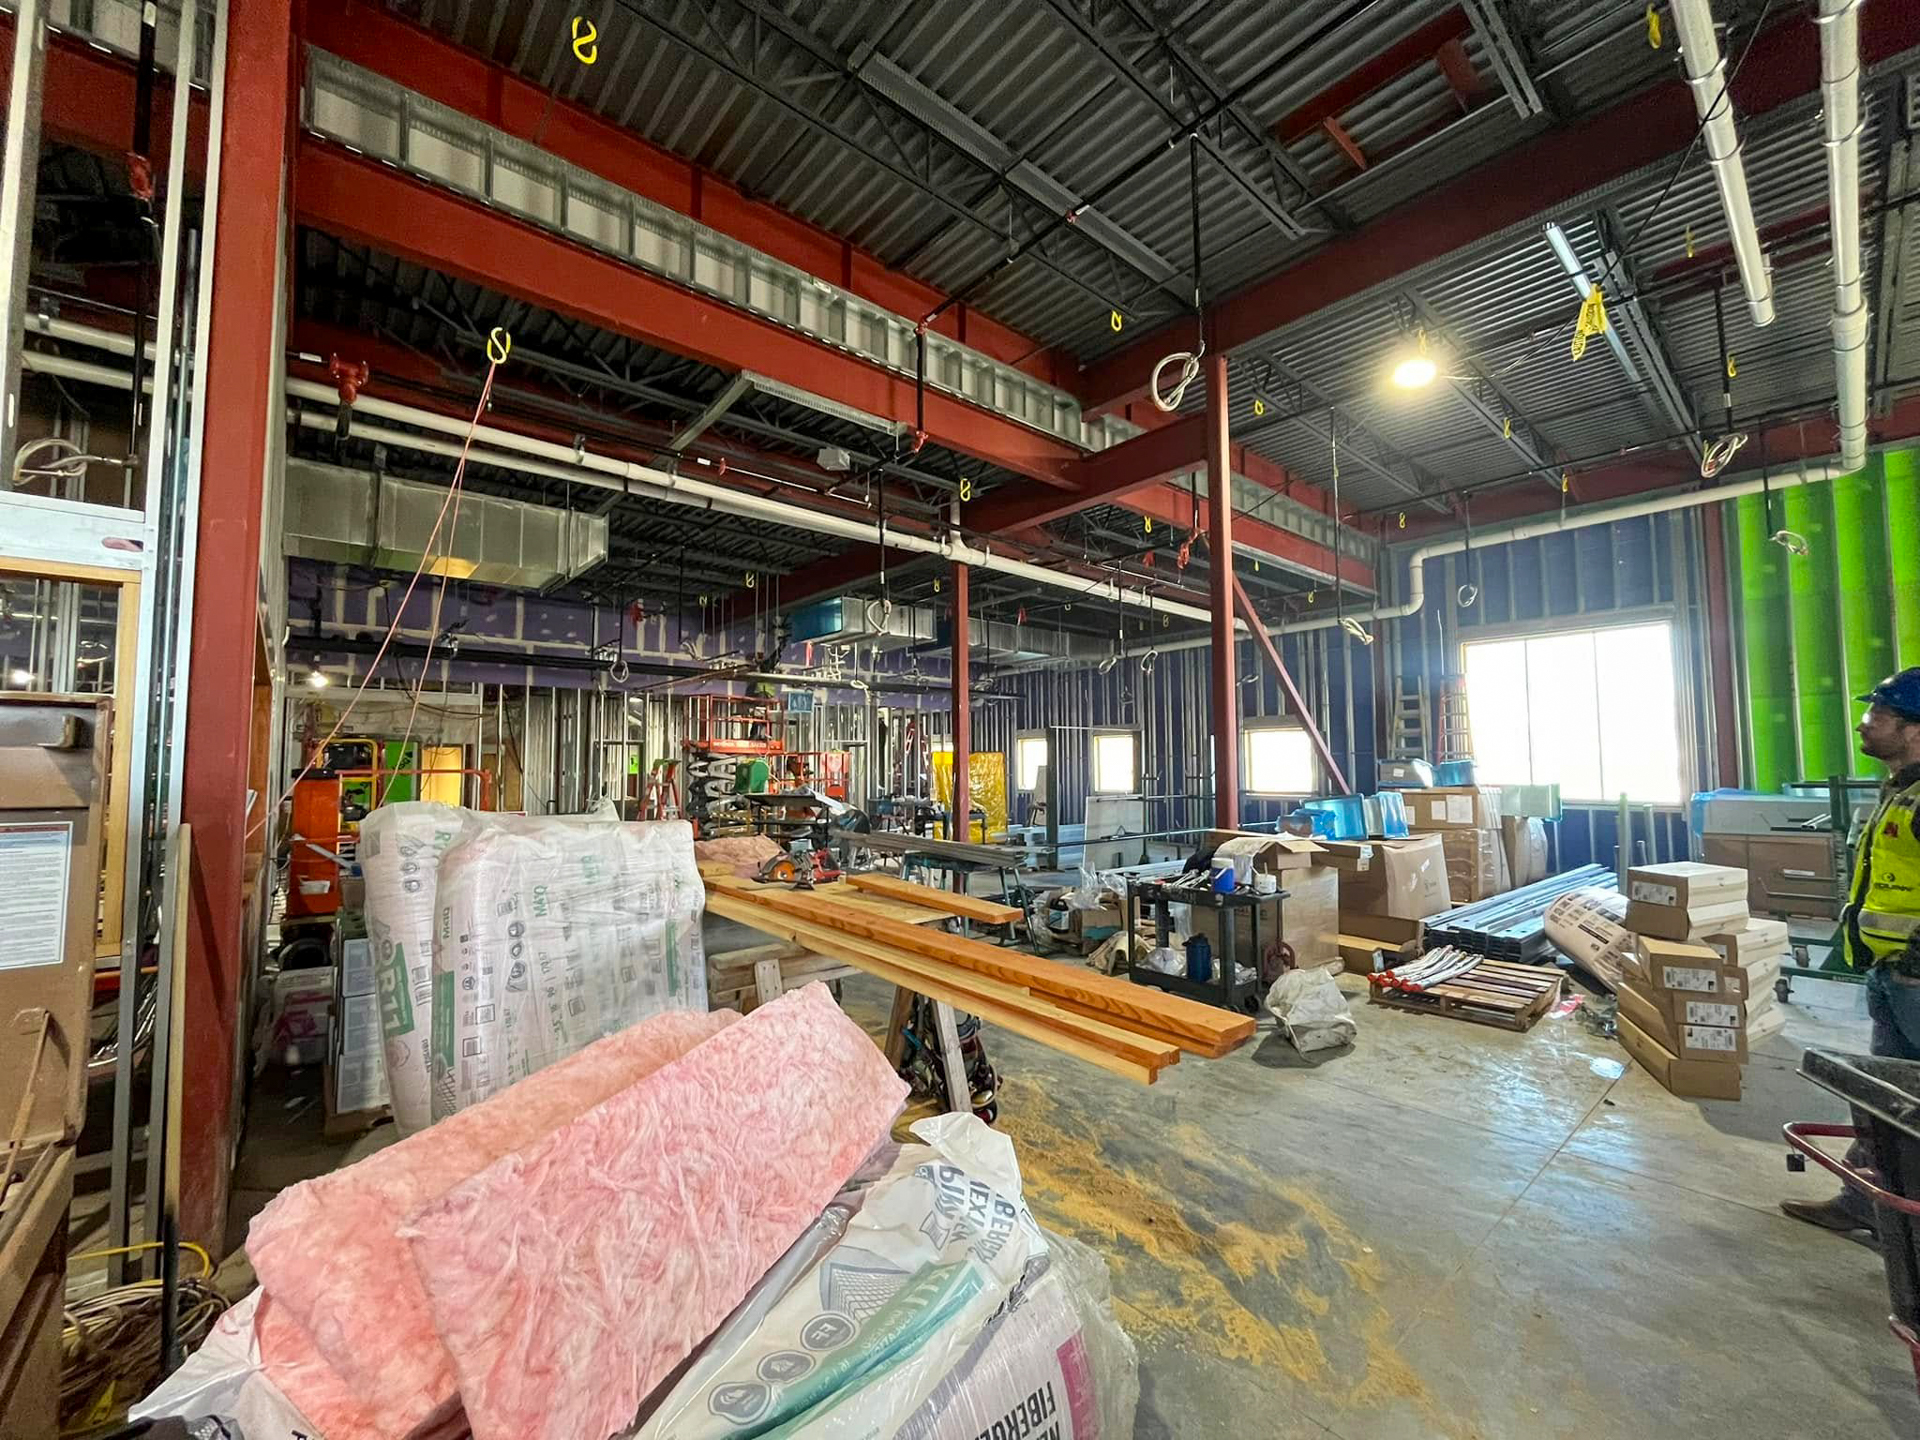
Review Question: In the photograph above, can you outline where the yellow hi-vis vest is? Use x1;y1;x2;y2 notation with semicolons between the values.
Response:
1847;775;1920;971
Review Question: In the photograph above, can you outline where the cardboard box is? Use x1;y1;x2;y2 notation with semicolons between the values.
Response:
1624;897;1750;942
1318;840;1375;874
1615;1012;1743;1100
1337;935;1390;974
1627;862;1747;910
1441;827;1510;903
1405;786;1503;833
1338;834;1451;919
1615;981;1748;1062
1500;816;1549;889
1204;830;1324;875
1702;917;1789;966
1627;935;1749;1001
1338;910;1425;951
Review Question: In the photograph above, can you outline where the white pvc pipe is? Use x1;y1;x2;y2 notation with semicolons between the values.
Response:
1817;0;1868;470
1670;0;1776;327
1152;456;1848;655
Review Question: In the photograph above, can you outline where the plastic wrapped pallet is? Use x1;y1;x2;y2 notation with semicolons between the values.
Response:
359;802;476;1135
431;816;707;1119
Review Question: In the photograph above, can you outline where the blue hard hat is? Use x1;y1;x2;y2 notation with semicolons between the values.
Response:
1859;668;1920;721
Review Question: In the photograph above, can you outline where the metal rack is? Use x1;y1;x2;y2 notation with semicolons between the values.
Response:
1124;878;1275;1014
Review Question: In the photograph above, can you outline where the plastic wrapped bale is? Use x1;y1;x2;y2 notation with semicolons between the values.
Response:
909;1228;1140;1440
359;802;476;1135
431;817;708;1119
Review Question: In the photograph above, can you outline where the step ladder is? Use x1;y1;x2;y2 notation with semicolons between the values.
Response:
1390;677;1430;760
641;758;681;820
1436;678;1473;763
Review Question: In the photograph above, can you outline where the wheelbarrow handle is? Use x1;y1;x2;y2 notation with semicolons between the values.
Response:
1782;1122;1920;1217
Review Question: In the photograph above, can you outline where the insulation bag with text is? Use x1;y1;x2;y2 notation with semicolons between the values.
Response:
431;816;707;1119
635;1113;1137;1440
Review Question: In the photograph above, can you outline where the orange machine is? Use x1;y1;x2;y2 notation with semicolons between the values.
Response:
285;774;343;920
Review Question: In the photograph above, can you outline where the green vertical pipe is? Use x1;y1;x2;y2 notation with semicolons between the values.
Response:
1888;447;1920;670
1832;458;1896;777
1782;483;1849;783
1736;494;1797;792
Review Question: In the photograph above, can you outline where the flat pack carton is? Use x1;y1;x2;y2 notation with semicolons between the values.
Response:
1405;786;1503;833
1615;1013;1743;1100
1627;862;1747;910
1624;897;1750;943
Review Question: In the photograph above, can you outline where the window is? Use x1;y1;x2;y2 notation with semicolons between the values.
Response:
1090;730;1138;794
1015;733;1049;792
1244;725;1316;795
1461;621;1684;804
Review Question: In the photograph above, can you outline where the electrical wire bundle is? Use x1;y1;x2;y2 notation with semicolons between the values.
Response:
59;1243;229;1433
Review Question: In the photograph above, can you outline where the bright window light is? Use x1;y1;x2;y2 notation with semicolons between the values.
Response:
1015;734;1049;792
1090;730;1138;795
1244;725;1317;795
1461;621;1683;803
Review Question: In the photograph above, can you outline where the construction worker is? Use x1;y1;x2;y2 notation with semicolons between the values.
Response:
1781;666;1920;1240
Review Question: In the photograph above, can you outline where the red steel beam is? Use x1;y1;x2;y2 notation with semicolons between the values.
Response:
1231;576;1352;796
298;1;1075;393
1207;353;1238;830
1273;8;1472;143
180;0;295;1254
1109;485;1376;591
294;138;1085;490
1086;8;1920;412
0;17;209;174
966;413;1209;530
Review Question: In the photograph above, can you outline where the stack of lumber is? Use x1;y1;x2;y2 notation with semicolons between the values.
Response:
705;874;1253;1084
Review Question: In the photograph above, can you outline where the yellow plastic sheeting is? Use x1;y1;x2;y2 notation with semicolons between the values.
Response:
931;750;1009;842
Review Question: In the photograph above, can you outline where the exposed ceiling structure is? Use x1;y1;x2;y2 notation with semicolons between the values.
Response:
20;0;1920;649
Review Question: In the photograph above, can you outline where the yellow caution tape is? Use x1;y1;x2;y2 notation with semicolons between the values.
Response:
1571;287;1608;361
1646;6;1662;48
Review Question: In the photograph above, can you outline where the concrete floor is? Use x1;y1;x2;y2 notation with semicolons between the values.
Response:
213;929;1916;1439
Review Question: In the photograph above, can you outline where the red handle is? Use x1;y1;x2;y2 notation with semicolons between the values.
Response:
1783;1122;1920;1216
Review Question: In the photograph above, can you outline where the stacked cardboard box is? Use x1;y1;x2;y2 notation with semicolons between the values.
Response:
1616;862;1752;1100
1615;934;1749;1099
1188;832;1335;972
1703;916;1790;1044
1324;834;1451;960
1407;787;1511;903
1622;861;1748;941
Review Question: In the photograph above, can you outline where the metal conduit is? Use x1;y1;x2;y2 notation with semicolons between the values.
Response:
1669;0;1777;327
1817;0;1869;470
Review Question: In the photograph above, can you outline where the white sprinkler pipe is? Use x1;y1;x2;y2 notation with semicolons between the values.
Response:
1817;0;1869;471
1669;0;1777;327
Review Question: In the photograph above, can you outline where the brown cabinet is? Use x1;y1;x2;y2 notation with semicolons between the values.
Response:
1703;832;1841;918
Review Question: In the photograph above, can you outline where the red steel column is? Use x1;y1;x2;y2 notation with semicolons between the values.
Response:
178;0;295;1251
1207;351;1238;829
950;561;971;851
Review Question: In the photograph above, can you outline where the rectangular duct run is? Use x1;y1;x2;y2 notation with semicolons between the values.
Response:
790;596;1104;664
284;458;608;589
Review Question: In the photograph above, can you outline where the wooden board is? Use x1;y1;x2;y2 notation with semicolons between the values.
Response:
709;875;1251;1054
707;892;1163;1083
720;875;950;928
844;871;1023;926
1366;958;1564;1033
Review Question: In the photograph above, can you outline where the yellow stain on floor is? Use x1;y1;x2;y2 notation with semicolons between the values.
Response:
997;1077;1467;1435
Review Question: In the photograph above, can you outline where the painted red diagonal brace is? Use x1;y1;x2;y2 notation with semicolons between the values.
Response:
1230;574;1352;796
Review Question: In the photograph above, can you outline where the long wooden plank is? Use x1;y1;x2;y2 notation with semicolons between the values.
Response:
843;872;1023;926
707;893;1177;1070
710;875;1253;1052
707;893;1161;1084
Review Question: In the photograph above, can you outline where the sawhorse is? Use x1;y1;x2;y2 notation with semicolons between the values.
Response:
881;986;973;1115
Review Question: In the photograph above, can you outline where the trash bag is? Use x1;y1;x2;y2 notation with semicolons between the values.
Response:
1263;967;1356;1054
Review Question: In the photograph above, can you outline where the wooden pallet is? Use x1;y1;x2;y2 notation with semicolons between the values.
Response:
1366;958;1564;1032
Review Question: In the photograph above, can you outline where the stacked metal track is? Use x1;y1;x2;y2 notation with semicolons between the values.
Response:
1423;865;1617;962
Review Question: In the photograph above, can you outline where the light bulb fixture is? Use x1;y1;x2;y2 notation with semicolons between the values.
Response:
1388;328;1437;389
307;669;330;689
7;668;32;686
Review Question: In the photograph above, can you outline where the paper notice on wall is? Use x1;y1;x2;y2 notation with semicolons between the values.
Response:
0;823;71;971
1682;1024;1739;1053
1681;1000;1742;1028
1446;795;1475;825
1630;880;1680;906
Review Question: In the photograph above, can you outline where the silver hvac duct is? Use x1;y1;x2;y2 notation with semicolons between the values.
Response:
1151;456;1849;656
1669;0;1776;327
1817;0;1869;470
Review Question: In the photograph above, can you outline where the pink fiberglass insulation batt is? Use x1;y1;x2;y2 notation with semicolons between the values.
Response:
248;1009;739;1438
403;981;909;1440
